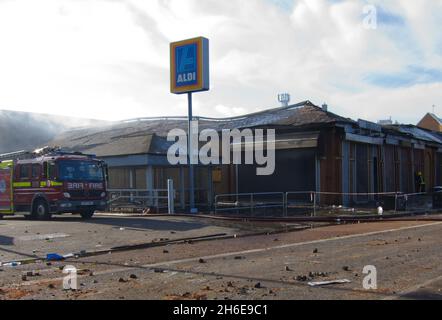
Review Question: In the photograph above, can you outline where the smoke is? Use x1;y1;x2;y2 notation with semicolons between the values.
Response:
0;109;110;153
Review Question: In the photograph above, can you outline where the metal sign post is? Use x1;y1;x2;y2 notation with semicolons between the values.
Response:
187;92;196;213
170;37;209;214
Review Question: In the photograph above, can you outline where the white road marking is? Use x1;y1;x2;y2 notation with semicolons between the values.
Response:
146;222;442;267
17;233;70;241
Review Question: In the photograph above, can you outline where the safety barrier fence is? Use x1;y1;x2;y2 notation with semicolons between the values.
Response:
107;188;442;216
107;188;211;213
214;193;285;217
108;189;169;213
214;191;442;217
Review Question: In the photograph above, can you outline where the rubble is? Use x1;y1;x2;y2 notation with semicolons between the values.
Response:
296;275;310;282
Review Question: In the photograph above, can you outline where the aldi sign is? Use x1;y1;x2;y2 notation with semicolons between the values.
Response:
170;37;209;94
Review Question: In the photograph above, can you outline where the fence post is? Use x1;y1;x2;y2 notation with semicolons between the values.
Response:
167;179;175;214
250;194;254;216
154;190;159;212
313;192;317;217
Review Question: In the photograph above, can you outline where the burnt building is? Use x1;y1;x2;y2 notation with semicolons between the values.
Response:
51;101;442;210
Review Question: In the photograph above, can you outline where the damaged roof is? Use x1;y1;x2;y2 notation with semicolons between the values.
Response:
50;101;354;157
384;124;442;145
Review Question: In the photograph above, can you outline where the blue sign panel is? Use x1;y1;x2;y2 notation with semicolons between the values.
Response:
170;37;209;94
175;43;198;87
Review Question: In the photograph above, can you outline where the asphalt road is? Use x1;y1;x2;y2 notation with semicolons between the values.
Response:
0;215;441;300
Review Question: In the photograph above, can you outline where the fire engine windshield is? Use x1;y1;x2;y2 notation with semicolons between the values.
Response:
57;160;104;182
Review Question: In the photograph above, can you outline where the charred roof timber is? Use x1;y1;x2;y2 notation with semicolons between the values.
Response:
0;146;97;161
45;100;442;159
49;101;357;158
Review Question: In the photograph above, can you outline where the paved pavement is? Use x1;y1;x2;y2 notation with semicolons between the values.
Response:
0;215;441;300
0;215;281;262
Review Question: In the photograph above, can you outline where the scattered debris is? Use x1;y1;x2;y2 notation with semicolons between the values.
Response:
163;250;169;254
129;274;138;279
154;268;165;273
199;258;207;264
296;275;310;282
308;279;351;287
3;262;21;267
48;284;56;289
46;253;65;262
309;272;329;278
343;266;351;272
234;256;245;260
254;282;263;289
313;248;319;254
285;266;292;272
118;278;128;283
238;287;248;295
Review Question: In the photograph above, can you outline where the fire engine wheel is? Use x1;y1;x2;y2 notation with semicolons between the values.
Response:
33;200;52;220
80;210;95;220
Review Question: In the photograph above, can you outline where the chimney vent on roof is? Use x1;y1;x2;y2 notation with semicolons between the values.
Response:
278;93;290;108
322;103;328;112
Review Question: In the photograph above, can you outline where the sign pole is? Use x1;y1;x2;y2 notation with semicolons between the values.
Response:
188;92;196;212
170;37;209;214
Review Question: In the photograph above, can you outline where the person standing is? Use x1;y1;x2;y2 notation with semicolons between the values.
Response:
415;172;426;193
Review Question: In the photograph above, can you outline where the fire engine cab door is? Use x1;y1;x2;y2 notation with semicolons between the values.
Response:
0;161;14;214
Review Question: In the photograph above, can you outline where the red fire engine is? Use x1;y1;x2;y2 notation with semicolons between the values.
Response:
0;147;108;220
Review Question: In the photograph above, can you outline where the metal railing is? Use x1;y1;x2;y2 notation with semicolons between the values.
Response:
107;188;211;213
214;192;285;216
107;188;440;216
108;189;170;213
214;190;440;217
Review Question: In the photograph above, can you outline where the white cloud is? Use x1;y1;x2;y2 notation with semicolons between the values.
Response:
0;0;441;123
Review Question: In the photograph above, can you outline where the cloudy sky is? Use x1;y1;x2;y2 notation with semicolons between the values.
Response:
0;0;441;124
